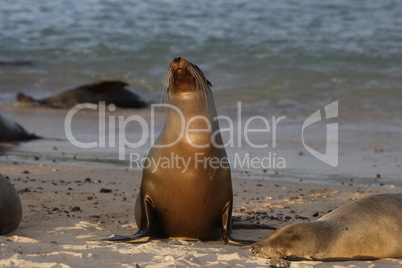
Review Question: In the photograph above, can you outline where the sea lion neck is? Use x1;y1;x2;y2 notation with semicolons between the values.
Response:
167;92;216;121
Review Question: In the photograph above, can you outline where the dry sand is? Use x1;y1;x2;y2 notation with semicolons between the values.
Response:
0;161;401;268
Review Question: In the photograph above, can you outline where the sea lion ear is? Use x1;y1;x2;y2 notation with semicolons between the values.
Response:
207;80;212;87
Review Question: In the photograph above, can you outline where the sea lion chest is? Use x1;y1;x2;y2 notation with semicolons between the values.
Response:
140;98;232;239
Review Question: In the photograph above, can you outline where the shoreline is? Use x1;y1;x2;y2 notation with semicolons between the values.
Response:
0;160;400;267
1;148;399;192
1;100;400;182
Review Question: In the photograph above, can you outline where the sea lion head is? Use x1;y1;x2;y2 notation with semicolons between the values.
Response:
165;57;212;95
251;224;307;260
251;221;334;261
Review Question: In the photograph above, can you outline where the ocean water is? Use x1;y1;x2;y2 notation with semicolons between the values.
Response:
1;0;401;110
0;0;401;184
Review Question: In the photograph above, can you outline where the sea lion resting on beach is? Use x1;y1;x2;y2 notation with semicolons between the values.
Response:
103;57;274;245
0;174;22;234
17;80;148;109
0;113;39;142
252;193;402;261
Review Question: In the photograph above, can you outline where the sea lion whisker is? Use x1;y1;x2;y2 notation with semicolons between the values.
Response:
162;69;171;105
188;66;210;111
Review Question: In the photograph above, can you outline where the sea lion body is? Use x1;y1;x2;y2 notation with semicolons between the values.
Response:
0;113;39;142
138;83;231;240
0;174;22;234
104;57;259;245
17;80;147;109
252;193;402;261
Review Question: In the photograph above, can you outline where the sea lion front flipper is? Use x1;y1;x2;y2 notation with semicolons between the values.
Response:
221;202;257;246
101;234;150;243
102;196;154;243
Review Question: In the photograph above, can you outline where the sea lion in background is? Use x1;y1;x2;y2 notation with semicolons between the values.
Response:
252;193;402;261
103;57;274;245
0;113;40;142
16;80;148;109
0;60;32;67
0;174;22;234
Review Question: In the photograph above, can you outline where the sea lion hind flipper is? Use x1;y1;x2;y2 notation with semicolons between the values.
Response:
221;202;257;246
102;195;155;243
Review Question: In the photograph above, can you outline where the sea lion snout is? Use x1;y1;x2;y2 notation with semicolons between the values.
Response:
172;67;190;86
170;57;189;71
173;67;186;76
168;57;196;92
251;240;283;259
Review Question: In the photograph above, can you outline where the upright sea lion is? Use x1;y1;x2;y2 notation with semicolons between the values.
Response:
0;113;40;142
252;193;402;261
0;174;22;234
103;57;273;245
17;80;148;109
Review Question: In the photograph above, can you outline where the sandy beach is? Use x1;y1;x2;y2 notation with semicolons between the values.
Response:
0;160;400;268
0;98;401;267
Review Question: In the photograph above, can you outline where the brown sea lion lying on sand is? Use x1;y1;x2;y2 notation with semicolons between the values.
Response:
252;193;402;261
0;174;22;234
17;80;148;109
0;113;40;142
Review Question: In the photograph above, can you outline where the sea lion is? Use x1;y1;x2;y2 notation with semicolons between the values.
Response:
0;113;40;142
103;57;273;245
16;80;148;109
0;60;32;67
0;174;22;234
251;193;402;261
